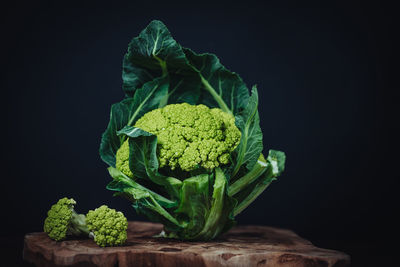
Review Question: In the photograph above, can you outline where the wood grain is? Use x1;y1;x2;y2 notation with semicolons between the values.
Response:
23;221;350;267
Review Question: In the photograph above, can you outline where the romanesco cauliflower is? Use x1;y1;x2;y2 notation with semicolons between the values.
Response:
116;103;241;175
100;20;286;241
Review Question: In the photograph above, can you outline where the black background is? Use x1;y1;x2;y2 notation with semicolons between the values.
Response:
2;1;398;266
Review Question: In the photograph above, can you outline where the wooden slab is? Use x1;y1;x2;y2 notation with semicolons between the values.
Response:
23;221;350;267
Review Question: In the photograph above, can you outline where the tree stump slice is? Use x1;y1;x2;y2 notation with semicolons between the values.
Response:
23;221;350;267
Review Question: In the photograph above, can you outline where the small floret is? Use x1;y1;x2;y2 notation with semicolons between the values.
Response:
44;198;128;247
86;205;128;247
116;103;241;173
43;197;88;241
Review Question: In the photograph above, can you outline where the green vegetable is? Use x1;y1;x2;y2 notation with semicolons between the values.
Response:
117;103;241;173
100;20;286;240
44;198;128;247
43;198;88;241
86;205;128;247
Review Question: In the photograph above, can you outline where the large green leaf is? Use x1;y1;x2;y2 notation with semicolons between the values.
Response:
174;174;211;238
122;20;189;96
122;21;251;113
117;126;182;199
125;76;169;127
99;76;168;167
121;61;156;97
163;73;201;106
191;168;237;240
99;97;135;167
183;48;249;115
232;86;263;176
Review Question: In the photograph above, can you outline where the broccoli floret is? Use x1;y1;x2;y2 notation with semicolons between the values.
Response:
86;205;128;247
44;198;127;247
43;197;89;241
116;103;241;173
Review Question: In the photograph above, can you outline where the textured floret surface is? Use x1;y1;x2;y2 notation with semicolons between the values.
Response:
116;103;241;175
43;197;76;241
86;205;128;247
115;140;133;178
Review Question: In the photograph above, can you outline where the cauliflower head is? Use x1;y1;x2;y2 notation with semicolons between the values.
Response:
116;103;241;174
43;197;77;241
86;205;128;247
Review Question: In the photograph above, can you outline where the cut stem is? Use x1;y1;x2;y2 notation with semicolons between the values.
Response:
68;211;90;236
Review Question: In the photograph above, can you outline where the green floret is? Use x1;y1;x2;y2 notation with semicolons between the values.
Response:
116;103;241;173
44;198;128;247
86;205;128;247
43;197;89;241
